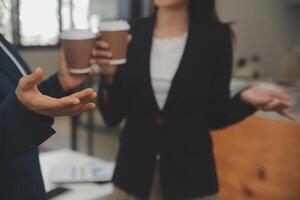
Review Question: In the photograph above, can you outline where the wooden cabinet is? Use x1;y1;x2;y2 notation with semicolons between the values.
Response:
212;116;300;200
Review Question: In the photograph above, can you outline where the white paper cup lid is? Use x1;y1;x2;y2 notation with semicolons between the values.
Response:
60;29;95;40
99;20;130;31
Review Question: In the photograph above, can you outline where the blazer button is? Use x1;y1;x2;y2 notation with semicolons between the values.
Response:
156;116;164;126
103;94;109;103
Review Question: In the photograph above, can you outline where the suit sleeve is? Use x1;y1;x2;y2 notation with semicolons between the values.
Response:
208;27;257;130
38;73;69;98
0;73;70;164
0;92;55;164
97;68;131;127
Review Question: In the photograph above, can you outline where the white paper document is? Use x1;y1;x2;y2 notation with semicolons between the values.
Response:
49;162;114;183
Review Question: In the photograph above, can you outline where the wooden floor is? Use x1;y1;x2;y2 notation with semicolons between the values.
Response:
212;116;300;200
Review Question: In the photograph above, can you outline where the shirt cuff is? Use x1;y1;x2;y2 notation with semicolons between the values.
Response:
12;92;54;125
231;91;257;118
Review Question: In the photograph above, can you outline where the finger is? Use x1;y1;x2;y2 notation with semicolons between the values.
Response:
91;58;111;66
51;99;95;116
20;67;44;90
30;94;80;116
127;34;132;43
270;91;290;101
54;96;81;107
64;98;96;114
76;91;97;105
262;98;281;111
263;98;292;111
92;49;113;58
77;102;96;112
95;40;109;49
69;103;96;116
71;88;94;100
278;110;296;121
44;97;80;116
78;103;96;112
279;100;292;110
255;97;273;108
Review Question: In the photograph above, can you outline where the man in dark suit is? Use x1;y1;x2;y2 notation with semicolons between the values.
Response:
0;33;96;199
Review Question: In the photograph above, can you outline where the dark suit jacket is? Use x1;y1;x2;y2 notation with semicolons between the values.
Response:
98;17;257;199
0;34;66;200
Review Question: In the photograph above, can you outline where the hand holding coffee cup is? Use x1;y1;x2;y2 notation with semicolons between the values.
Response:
90;33;117;77
90;21;131;79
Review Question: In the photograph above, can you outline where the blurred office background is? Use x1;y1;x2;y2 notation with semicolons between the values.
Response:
0;0;300;200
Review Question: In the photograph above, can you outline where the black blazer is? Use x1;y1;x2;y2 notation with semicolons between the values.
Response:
98;17;256;199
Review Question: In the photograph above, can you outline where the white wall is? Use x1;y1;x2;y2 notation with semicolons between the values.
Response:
19;49;59;78
217;0;300;78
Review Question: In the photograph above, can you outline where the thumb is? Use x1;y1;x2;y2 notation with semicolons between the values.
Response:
20;67;44;90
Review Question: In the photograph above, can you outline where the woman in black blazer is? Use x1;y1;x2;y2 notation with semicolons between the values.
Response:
91;0;293;199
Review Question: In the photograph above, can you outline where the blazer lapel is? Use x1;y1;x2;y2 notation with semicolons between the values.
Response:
0;35;25;84
0;52;22;84
137;16;160;113
162;19;197;113
136;17;206;114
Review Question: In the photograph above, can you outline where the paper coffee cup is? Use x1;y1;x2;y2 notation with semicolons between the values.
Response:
98;20;130;65
60;29;95;74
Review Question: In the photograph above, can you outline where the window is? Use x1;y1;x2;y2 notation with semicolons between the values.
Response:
0;0;152;47
19;0;59;46
0;0;117;47
0;0;61;47
0;0;13;42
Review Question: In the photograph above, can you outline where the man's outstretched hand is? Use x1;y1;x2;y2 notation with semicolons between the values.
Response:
16;67;97;117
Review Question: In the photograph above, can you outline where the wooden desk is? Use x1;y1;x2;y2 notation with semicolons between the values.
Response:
212;116;300;200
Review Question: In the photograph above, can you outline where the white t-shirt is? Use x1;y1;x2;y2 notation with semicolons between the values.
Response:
150;32;188;110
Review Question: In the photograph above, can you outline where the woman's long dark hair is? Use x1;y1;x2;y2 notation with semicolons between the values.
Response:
188;0;223;26
187;0;235;40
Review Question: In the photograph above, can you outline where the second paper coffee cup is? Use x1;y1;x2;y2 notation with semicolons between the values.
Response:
98;20;130;65
60;29;95;74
